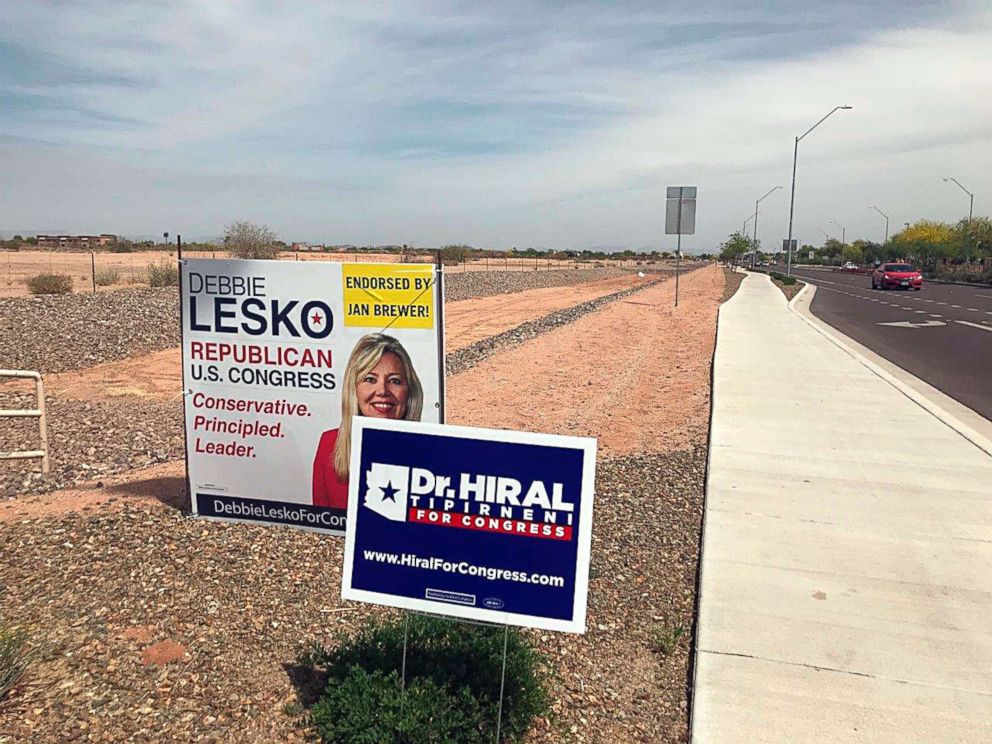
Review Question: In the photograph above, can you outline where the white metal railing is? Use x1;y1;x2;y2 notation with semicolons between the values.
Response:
0;369;50;473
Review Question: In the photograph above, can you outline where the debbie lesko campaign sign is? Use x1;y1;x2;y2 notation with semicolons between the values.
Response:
180;258;442;536
342;418;596;633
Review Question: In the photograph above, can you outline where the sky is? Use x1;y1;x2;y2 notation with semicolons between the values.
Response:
1;0;990;253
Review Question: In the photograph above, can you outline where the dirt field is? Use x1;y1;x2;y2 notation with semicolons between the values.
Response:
25;273;650;405
0;249;663;298
1;264;729;742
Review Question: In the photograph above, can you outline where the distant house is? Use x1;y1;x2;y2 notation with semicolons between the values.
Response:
292;242;326;252
37;233;117;250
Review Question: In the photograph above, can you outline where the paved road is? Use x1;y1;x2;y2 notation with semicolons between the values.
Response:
785;266;992;421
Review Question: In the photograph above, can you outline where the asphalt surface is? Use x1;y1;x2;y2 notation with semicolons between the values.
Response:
784;266;992;422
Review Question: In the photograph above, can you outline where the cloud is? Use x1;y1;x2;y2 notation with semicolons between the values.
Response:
0;1;989;248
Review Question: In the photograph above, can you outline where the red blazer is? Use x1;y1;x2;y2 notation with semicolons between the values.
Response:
312;429;349;509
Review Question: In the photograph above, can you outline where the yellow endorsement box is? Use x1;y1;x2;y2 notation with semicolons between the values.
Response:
342;264;435;329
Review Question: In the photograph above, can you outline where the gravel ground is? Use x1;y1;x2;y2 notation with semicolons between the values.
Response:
1;273;676;500
772;277;805;301
443;267;638;302
0;269;640;376
0;444;705;744
0;392;183;498
0;289;180;375
721;267;744;303
0;263;723;742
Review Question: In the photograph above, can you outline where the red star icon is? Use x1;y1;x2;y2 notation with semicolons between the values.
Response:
310;311;323;326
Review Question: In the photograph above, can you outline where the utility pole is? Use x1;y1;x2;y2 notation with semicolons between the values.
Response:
943;177;974;223
752;186;782;268
870;205;889;244
786;105;853;276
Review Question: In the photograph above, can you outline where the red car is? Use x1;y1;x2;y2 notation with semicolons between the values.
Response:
871;263;923;291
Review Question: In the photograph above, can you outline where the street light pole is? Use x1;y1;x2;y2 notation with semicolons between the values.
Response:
785;105;853;277
830;219;846;247
870;205;889;244
752;186;783;268
743;213;755;236
943;177;974;223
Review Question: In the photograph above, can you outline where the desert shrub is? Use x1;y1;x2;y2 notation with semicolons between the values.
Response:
147;261;179;287
94;268;120;286
25;273;72;295
224;220;279;260
0;624;35;701
439;244;472;266
302;614;548;743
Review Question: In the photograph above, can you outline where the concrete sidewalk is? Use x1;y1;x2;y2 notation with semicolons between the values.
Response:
691;272;992;743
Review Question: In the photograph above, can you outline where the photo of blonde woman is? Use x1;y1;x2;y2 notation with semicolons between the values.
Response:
311;333;424;508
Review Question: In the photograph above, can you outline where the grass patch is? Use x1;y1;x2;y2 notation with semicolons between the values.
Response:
94;268;120;286
768;271;797;286
0;624;36;701
147;260;180;287
299;614;549;743
25;273;73;295
651;618;686;656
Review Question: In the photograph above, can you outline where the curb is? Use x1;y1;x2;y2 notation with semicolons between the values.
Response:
923;277;992;288
788;282;992;458
687;266;735;744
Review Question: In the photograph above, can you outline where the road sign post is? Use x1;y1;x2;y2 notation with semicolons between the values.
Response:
666;186;696;307
782;238;798;265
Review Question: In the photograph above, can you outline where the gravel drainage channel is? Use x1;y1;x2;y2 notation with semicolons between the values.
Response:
448;273;674;375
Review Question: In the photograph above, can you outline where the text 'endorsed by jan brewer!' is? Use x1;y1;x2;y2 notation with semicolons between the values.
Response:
343;264;435;329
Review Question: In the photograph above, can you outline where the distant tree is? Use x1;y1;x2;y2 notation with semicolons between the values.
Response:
842;243;863;264
224;220;279;260
439;244;472;265
856;240;883;265
892;219;953;246
718;232;753;265
821;238;844;264
951;216;992;260
12;234;23;241
25;236;38;245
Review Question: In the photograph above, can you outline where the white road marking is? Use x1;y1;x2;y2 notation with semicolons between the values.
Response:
951;304;962;308
930;314;943;318
977;294;992;299
955;320;992;333
877;320;946;328
968;308;979;312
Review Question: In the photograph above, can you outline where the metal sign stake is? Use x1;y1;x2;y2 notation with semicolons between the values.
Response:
494;623;510;743
401;611;410;692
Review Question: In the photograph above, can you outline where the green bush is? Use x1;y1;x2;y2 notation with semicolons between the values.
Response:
148;260;179;287
302;615;549;743
439;244;472;266
1;624;35;701
780;275;797;286
94;268;120;286
25;273;73;295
